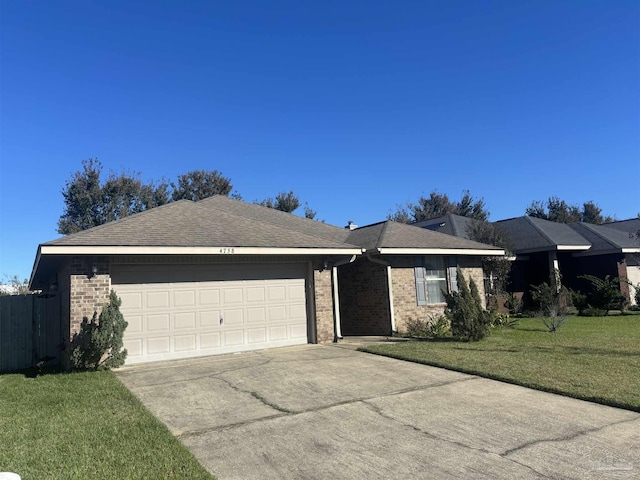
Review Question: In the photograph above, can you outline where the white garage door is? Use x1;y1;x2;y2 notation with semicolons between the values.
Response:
627;265;640;306
111;264;309;364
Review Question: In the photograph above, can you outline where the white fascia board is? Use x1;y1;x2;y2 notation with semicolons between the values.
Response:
515;245;591;254
574;247;640;257
376;248;505;256
28;247;42;290
557;245;592;251
39;245;364;256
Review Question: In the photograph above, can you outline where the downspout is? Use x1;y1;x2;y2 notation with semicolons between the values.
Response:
332;255;357;340
366;250;396;333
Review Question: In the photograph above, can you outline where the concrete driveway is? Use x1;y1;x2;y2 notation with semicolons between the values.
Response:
116;344;639;480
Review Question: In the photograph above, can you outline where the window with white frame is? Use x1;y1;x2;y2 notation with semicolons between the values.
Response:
415;256;457;305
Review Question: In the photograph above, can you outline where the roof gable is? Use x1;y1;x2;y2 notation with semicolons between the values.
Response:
494;216;591;253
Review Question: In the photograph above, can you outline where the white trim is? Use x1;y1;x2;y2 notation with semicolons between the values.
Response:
514;245;591;254
386;264;396;332
28;247;42;290
376;248;505;256
38;245;363;256
574;247;640;257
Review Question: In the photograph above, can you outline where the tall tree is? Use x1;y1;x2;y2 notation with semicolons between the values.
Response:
257;191;301;213
171;170;233;201
58;159;108;234
526;196;613;224
388;190;489;223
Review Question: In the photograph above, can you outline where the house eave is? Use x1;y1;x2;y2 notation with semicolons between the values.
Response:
573;247;640;257
514;245;591;254
375;248;505;256
38;245;364;256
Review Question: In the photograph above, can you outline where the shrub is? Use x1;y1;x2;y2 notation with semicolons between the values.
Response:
530;275;569;332
503;292;523;315
491;312;519;328
70;291;128;370
577;274;626;315
444;267;492;341
404;314;450;338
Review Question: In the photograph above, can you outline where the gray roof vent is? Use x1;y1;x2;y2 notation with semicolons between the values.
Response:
345;221;358;230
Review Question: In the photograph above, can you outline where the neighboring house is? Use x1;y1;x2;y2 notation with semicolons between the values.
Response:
29;196;503;366
417;213;640;307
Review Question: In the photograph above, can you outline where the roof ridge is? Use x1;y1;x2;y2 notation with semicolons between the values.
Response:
524;216;558;246
577;222;620;248
376;221;393;248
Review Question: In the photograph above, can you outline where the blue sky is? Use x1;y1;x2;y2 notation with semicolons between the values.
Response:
1;0;638;282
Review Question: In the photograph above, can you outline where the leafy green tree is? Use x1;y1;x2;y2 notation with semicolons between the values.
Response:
70;291;128;370
171;169;233;201
466;220;512;294
444;267;492;341
58;159;105;234
526;196;614;224
58;159;170;234
257;190;301;213
389;190;489;223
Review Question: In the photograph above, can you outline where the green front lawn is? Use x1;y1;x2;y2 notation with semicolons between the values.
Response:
360;315;640;412
0;370;213;480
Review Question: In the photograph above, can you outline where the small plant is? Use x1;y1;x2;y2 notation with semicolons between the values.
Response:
491;312;519;329
503;292;522;315
404;314;450;338
70;291;128;370
444;267;492;341
530;273;569;332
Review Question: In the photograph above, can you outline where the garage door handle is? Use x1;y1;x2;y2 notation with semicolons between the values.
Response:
220;315;224;325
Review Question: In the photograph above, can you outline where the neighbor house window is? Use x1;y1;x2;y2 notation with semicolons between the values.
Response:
415;256;457;305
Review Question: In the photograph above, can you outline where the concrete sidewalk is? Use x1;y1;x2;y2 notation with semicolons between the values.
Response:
116;345;639;480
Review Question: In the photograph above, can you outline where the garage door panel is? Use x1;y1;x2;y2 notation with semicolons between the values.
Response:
269;325;287;341
199;289;220;305
224;330;244;346
267;286;286;301
247;287;265;303
247;328;266;344
174;290;196;307
119;291;143;309
113;264;309;364
147;313;170;332
223;288;243;304
200;332;221;349
247;307;266;324
147;337;171;354
175;312;196;329
174;335;197;352
126;315;143;333
147;291;170;309
199;310;221;327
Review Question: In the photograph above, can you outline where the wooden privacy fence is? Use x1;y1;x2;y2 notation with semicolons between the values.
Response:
0;294;61;372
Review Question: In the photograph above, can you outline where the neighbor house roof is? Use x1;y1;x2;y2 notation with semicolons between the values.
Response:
412;214;477;240
602;218;640;235
493;216;591;254
347;221;504;255
568;223;640;256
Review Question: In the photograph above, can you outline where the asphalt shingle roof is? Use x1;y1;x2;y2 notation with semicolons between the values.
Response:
347;221;502;251
413;214;477;239
493;216;590;253
568;223;640;252
44;198;358;249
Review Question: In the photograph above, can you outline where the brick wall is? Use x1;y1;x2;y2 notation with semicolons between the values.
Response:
390;267;445;333
313;268;334;343
388;256;487;334
338;259;391;335
69;257;111;338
